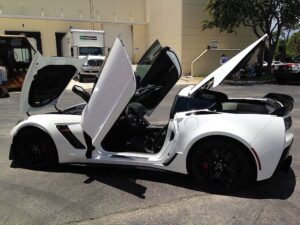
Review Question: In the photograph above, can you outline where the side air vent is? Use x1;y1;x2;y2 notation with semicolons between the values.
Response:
57;125;86;149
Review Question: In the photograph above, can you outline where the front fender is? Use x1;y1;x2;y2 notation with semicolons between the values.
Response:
10;114;83;163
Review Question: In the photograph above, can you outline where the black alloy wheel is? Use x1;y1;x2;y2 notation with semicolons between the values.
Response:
14;127;58;169
191;138;255;193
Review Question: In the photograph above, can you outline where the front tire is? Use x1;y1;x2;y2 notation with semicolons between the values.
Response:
13;127;58;169
190;138;255;193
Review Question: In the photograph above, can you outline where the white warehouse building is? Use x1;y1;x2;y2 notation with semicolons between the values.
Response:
0;0;256;75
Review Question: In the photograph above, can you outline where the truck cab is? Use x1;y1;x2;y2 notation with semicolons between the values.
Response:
78;46;105;81
61;29;105;81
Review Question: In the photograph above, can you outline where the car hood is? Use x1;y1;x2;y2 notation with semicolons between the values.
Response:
189;34;268;95
20;52;86;113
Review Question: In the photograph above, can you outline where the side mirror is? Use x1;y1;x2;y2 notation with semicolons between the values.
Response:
72;85;90;103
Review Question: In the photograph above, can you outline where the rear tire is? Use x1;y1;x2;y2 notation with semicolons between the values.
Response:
190;138;255;193
13;127;58;169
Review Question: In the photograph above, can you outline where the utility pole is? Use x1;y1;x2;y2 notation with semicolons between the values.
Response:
89;0;94;30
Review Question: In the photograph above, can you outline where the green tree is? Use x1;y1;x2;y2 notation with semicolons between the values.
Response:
286;31;300;58
275;39;286;61
203;0;300;74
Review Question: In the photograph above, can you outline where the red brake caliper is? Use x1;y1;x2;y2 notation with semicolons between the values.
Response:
202;162;209;170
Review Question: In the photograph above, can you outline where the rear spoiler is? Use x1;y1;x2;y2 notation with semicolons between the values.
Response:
264;93;294;116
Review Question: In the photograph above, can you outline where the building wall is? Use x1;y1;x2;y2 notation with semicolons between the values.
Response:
0;0;147;62
181;0;257;75
145;0;183;60
0;18;93;56
133;25;147;62
0;0;258;74
145;0;257;74
191;49;240;76
0;0;146;22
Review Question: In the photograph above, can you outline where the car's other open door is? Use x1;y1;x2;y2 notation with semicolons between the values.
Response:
81;38;136;148
134;40;181;114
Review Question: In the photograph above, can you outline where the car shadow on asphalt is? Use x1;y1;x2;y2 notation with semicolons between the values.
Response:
11;163;296;200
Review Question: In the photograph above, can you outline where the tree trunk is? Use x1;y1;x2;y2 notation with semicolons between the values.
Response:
266;55;273;75
267;32;281;75
256;45;264;76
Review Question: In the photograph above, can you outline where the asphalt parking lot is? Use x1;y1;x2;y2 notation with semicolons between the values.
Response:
0;83;299;225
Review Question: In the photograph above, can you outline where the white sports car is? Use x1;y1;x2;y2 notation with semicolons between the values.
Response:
9;35;294;192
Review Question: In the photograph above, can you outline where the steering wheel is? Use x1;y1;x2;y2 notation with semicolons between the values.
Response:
135;85;162;97
125;103;149;131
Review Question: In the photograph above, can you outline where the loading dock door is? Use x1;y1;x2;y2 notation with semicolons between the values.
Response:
102;24;133;61
55;32;66;56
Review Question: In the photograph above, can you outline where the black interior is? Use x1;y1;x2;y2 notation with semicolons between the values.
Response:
29;65;76;107
101;102;168;154
170;96;215;118
170;89;279;116
170;90;228;117
101;46;181;154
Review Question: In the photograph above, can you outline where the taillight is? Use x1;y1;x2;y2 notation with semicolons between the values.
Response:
285;63;300;71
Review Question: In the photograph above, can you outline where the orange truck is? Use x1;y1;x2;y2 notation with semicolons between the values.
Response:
0;35;36;90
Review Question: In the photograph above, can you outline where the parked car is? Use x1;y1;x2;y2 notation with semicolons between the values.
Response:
263;60;283;67
262;60;283;75
9;34;294;193
292;55;300;63
273;56;300;84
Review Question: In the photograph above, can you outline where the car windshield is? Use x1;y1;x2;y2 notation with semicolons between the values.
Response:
79;47;104;56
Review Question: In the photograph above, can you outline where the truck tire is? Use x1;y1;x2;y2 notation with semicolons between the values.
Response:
79;74;84;82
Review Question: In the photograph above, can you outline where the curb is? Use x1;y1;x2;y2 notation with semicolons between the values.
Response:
222;79;276;86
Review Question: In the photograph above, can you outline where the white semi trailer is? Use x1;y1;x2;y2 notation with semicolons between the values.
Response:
61;29;105;81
